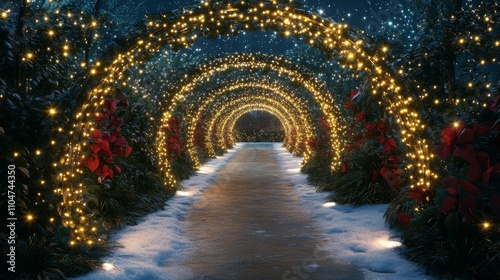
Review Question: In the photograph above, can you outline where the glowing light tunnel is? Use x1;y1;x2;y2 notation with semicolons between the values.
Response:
201;95;308;156
56;0;436;244
158;53;344;175
181;79;319;166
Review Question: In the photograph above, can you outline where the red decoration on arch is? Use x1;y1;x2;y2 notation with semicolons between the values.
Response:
84;89;132;186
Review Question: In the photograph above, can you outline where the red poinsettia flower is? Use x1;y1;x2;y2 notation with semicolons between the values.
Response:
488;94;500;112
435;128;457;157
439;176;480;223
440;196;457;213
408;188;432;204
442;176;458;196
85;155;100;172
490;195;500;217
396;212;413;226
472;121;491;136
85;93;132;185
466;164;483;184
380;166;403;189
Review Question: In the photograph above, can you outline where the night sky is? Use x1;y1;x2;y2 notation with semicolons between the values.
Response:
116;0;408;56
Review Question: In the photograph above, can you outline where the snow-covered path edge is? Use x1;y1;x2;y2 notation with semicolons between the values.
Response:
74;144;243;280
273;143;432;280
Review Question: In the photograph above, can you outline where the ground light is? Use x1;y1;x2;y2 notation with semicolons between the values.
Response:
102;263;116;271
322;202;337;208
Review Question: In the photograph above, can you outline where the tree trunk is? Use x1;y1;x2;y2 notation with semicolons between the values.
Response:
447;59;455;104
14;0;29;94
446;0;462;105
338;68;344;96
85;0;105;66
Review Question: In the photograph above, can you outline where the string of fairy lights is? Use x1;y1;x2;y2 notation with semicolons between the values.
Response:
220;104;291;145
213;102;292;146
182;80;319;167
5;0;474;244
224;107;291;147
159;53;342;172
221;103;293;144
201;95;305;156
187;91;308;163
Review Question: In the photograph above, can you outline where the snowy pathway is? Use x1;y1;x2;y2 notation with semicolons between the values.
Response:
176;143;362;279
75;143;430;280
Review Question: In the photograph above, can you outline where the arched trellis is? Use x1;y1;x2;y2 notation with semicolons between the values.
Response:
56;0;436;244
201;95;296;152
182;79;319;166
226;108;288;146
159;53;344;175
190;91;308;159
200;94;310;158
217;104;291;146
222;105;290;143
220;104;292;143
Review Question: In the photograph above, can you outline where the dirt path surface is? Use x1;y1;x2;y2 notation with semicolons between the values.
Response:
181;143;363;280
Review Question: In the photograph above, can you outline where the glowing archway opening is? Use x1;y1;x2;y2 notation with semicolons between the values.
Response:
203;96;309;158
196;94;301;158
183;81;312;153
181;81;318;166
160;53;344;174
226;108;287;144
210;95;309;153
230;110;285;143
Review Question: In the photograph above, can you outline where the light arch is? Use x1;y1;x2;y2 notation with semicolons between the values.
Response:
182;79;319;165
201;94;310;157
191;91;307;157
224;106;290;144
219;105;291;146
56;0;436;244
224;106;291;143
158;53;345;178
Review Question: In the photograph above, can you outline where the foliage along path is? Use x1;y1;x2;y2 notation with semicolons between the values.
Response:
76;143;429;280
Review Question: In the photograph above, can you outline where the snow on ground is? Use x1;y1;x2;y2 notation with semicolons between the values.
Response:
273;143;432;280
75;142;431;280
74;144;242;280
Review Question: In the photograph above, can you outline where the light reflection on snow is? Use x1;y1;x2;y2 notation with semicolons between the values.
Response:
102;262;116;271
377;238;403;249
322;202;336;208
198;165;216;174
286;167;301;173
176;190;193;196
